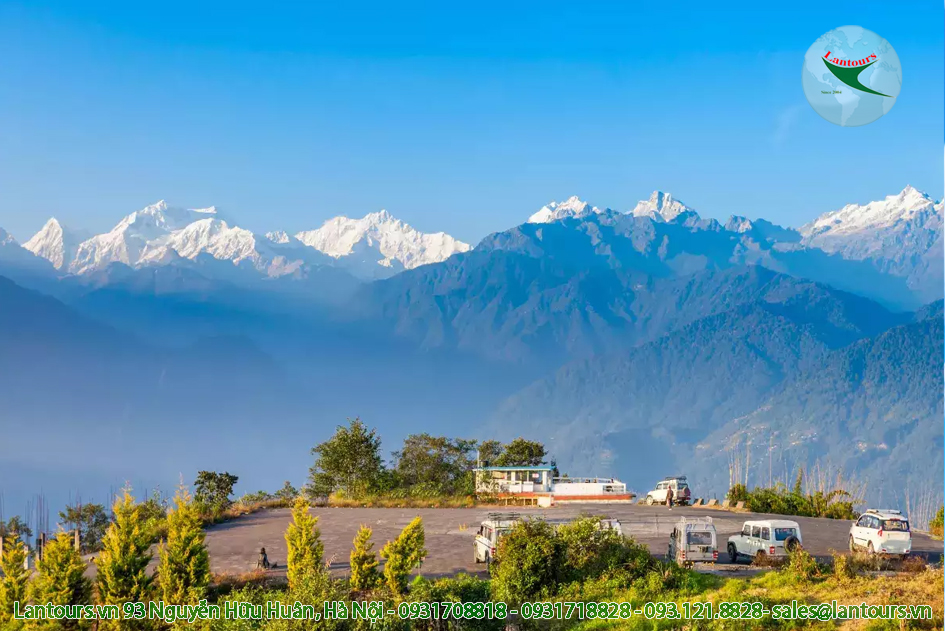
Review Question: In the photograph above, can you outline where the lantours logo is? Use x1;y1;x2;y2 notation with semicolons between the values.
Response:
822;52;891;97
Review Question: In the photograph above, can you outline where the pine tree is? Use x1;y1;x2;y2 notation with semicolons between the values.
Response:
380;516;426;596
94;489;153;630
156;487;210;606
0;534;29;623
28;530;93;628
284;496;324;590
349;525;379;592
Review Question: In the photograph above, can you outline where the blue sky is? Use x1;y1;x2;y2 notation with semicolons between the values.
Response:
0;2;941;243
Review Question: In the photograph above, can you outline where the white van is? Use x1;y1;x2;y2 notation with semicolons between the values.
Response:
849;509;911;557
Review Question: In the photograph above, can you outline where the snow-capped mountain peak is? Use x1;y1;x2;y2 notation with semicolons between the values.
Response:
527;196;603;224
265;230;292;244
295;210;470;278
798;186;943;299
801;186;939;239
725;215;755;233
24;218;89;270
0;228;18;247
630;191;696;222
70;201;226;274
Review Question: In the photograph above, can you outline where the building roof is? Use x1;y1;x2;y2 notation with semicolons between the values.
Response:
865;509;906;520
475;466;553;472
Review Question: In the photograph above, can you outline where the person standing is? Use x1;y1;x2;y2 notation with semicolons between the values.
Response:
666;485;674;510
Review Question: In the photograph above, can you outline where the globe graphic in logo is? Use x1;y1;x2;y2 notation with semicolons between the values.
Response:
802;26;901;127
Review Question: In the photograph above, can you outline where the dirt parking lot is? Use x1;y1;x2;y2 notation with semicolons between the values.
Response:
203;504;943;579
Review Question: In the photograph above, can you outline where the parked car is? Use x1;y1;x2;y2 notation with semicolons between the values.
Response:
849;509;911;557
727;519;802;563
645;476;691;506
668;516;718;566
473;513;622;564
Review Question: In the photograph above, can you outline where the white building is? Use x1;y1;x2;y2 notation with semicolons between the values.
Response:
473;466;633;503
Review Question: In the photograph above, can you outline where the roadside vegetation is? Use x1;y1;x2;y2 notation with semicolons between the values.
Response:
726;470;858;520
929;506;944;539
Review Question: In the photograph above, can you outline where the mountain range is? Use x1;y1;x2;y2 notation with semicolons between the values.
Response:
0;185;941;513
12;201;471;284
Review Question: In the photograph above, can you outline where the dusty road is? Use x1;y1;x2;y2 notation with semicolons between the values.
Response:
203;504;943;579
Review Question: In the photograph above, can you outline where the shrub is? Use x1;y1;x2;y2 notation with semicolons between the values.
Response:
930;506;944;538
380;516;426;597
727;483;749;503
240;490;275;504
408;574;501;631
157;486;210;606
28;530;93;622
557;517;649;584
284;497;324;590
0;534;29;624
900;555;929;574
739;476;858;520
832;552;856;583
489;519;560;604
786;548;820;582
95;489;154;630
349;525;380;592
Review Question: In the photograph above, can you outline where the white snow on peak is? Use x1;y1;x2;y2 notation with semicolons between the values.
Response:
801;185;938;237
799;186;942;264
725;216;754;233
527;196;604;224
0;228;17;247
265;230;292;244
70;201;229;274
295;210;470;278
24;218;89;270
630;191;696;222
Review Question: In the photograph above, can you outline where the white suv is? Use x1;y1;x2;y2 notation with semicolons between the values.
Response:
645;476;691;505
727;519;802;563
849;509;911;557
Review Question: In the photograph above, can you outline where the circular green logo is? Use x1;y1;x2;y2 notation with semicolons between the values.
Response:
802;26;901;127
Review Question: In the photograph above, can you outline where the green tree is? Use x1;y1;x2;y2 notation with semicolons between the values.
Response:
393;434;477;496
193;471;239;511
380;516;426;597
28;530;93;629
307;418;384;498
58;504;109;554
94;489;154;630
475;440;503;467
274;481;298;502
349;525;379;592
493;438;546;467
0;516;33;543
0;534;29;624
156;487;210;606
489;519;559;604
284;497;324;590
